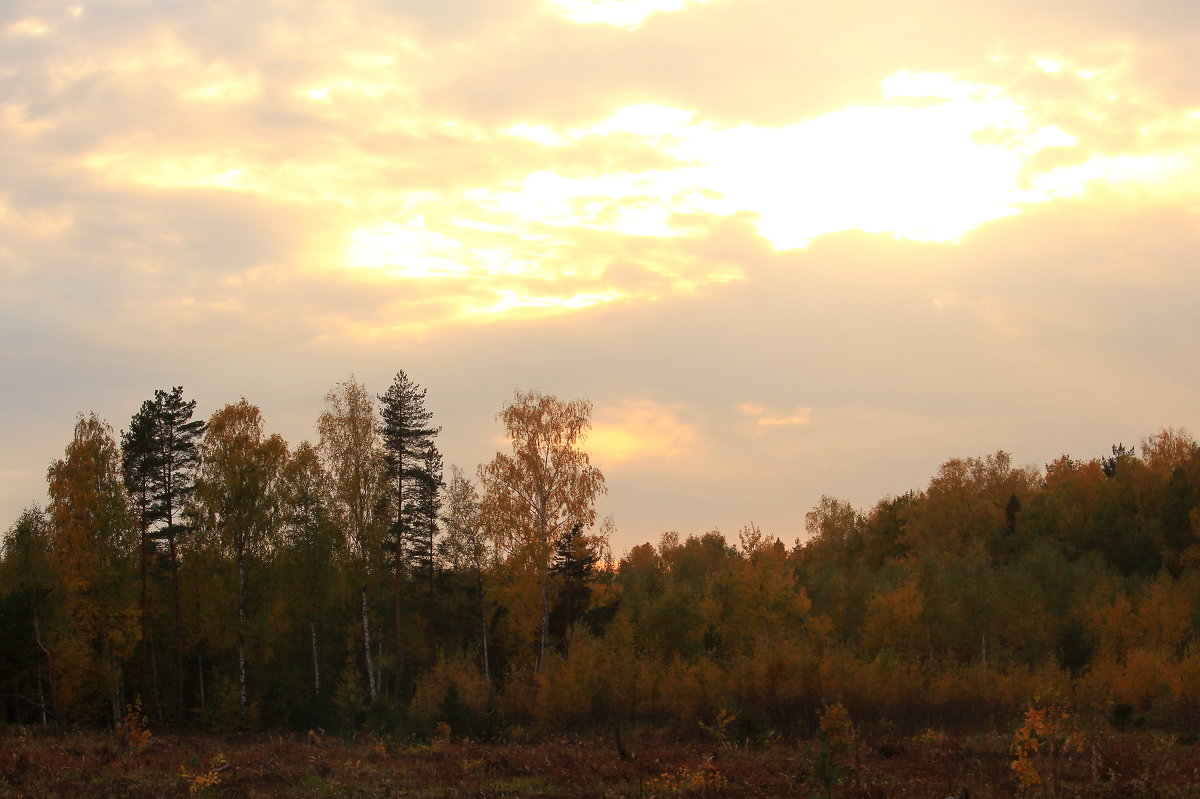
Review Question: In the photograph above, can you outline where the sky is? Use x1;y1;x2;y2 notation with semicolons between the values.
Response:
2;0;1199;555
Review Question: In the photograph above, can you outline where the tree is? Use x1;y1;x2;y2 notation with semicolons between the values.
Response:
194;400;287;723
404;446;443;625
0;507;57;725
120;400;163;718
439;466;493;681
46;414;139;725
121;387;204;719
378;370;441;686
549;523;600;653
478;391;606;670
319;376;388;701
278;441;342;708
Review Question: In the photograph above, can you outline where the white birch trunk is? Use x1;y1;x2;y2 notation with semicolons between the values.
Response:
361;583;377;701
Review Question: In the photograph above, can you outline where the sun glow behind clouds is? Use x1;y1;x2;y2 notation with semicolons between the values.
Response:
544;0;712;29
72;40;1200;332
334;68;1200;324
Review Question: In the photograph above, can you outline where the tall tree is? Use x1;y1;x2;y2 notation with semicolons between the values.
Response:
378;370;440;688
404;447;443;612
194;400;287;723
46;414;139;726
478;391;606;670
278;441;342;709
120;401;163;719
120;386;204;718
319;376;388;702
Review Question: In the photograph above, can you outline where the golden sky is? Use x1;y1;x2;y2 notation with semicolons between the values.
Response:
3;0;1199;548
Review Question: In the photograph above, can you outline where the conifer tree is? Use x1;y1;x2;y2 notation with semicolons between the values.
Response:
549;523;599;653
120;386;204;718
377;371;440;687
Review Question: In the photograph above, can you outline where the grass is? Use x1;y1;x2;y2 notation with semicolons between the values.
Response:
1;723;1199;797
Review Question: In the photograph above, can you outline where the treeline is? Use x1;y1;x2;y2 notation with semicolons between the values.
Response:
2;376;1200;739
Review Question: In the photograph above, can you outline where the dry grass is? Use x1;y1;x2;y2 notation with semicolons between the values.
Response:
0;725;1197;798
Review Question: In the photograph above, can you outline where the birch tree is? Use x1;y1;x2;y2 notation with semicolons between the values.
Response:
318;376;387;701
478;391;605;670
278;441;341;702
439;466;492;681
46;414;139;725
194;400;286;723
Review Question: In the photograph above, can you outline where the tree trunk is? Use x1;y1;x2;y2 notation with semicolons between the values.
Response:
394;463;405;696
167;529;185;717
197;647;205;712
32;610;61;726
311;621;321;696
37;666;47;727
478;572;490;684
140;532;164;722
101;627;120;730
537;578;549;672
361;582;377;701
148;629;162;723
238;558;248;723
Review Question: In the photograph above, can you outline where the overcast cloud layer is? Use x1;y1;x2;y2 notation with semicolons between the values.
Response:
3;0;1198;551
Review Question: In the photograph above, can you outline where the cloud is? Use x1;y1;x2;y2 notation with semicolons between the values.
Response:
588;400;700;466
740;403;813;431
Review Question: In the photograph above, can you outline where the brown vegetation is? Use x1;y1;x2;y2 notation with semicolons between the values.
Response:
1;722;1198;798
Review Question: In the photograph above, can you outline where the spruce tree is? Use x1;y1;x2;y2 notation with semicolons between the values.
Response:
549;523;599;653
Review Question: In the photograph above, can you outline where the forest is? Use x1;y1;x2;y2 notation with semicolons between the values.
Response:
3;372;1200;751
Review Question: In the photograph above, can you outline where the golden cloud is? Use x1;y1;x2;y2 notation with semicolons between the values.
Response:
589;400;699;465
740;403;813;431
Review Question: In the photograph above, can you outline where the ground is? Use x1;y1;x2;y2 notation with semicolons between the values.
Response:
0;724;1197;797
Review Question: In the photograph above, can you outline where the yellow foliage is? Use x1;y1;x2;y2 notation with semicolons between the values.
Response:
1132;576;1192;652
180;752;227;794
121;698;151;753
861;580;923;655
409;654;491;728
1010;701;1081;797
647;754;727;797
655;656;728;727
818;702;854;751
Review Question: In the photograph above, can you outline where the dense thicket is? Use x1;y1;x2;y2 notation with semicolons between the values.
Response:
3;381;1200;740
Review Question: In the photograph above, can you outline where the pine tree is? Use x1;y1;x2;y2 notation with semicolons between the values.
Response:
405;445;443;663
120;387;204;718
120;402;163;720
377;371;440;687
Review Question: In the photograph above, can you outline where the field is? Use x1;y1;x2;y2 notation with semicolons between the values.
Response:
2;723;1199;798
